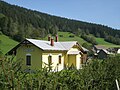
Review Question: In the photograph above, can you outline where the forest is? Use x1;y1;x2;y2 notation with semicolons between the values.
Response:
0;54;120;89
0;1;120;44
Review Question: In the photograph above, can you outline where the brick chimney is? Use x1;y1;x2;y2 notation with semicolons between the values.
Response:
48;35;51;41
55;35;58;42
51;38;54;46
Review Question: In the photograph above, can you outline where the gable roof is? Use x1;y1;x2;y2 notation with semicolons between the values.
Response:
7;38;87;55
94;45;108;50
98;49;111;54
26;39;78;51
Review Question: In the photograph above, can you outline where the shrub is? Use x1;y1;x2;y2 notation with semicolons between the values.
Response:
59;35;63;37
69;35;74;38
0;55;120;89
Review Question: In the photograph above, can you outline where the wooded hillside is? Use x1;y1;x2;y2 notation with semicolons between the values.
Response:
0;1;120;44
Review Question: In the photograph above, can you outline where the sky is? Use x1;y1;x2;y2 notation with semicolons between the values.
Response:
3;0;120;29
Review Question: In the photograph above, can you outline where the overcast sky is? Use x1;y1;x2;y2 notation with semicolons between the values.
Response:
3;0;120;29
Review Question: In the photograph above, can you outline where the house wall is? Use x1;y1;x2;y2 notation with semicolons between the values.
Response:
68;47;79;52
64;52;68;68
16;44;42;70
68;54;81;69
41;46;82;70
67;46;82;69
68;55;76;67
16;44;83;71
76;54;81;69
42;51;64;71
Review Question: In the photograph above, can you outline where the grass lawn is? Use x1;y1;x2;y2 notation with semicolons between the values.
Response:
95;38;120;48
43;32;90;45
0;35;18;54
96;38;115;45
58;32;90;44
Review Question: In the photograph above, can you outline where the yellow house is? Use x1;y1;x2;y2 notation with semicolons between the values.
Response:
7;36;88;71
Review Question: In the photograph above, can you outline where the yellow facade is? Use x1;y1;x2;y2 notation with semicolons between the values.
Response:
16;44;42;70
67;46;82;69
16;43;84;71
42;51;64;71
68;55;76;67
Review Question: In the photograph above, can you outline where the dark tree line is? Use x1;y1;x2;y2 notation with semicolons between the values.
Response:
105;35;120;45
0;1;120;44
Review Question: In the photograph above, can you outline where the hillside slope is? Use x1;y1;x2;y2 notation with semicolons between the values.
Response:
0;34;18;54
44;32;90;45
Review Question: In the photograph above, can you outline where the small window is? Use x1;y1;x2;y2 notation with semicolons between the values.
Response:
26;55;31;65
59;55;62;64
48;55;52;64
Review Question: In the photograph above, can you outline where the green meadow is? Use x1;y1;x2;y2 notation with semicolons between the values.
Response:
95;38;120;48
0;35;18;54
43;32;90;45
58;32;89;44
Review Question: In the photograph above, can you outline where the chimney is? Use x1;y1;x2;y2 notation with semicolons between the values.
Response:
48;35;51;41
55;35;58;42
51;38;54;46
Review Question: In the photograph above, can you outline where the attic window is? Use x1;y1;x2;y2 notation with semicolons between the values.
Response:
26;54;31;66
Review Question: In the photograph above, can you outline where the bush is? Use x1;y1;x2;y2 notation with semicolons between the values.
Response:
81;34;98;45
59;35;63;37
0;55;120;89
0;31;3;35
69;35;74;38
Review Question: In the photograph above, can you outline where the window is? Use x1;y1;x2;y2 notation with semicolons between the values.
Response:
48;55;52;64
26;55;31;65
59;55;62;64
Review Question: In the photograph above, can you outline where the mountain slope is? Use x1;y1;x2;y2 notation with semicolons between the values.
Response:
0;1;120;45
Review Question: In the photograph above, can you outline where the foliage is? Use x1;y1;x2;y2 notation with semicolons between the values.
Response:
105;35;120;45
81;33;98;45
82;43;94;56
0;55;120;89
69;35;75;38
